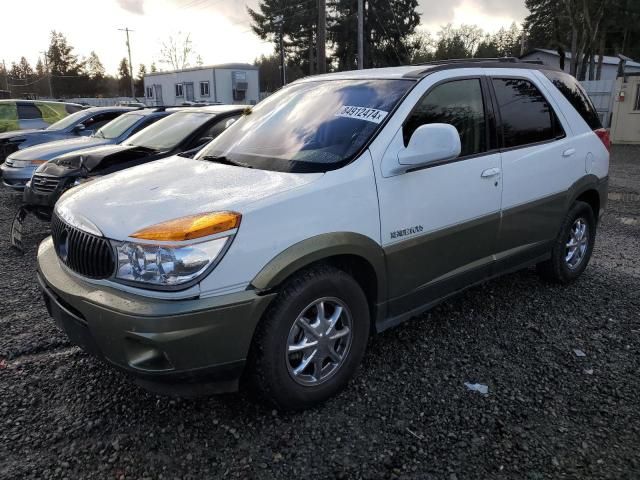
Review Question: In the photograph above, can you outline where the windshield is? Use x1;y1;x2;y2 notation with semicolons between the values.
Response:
94;113;143;139
197;79;413;172
45;109;88;131
126;111;214;151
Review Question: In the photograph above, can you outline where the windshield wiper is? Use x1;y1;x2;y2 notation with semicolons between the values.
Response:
201;155;252;168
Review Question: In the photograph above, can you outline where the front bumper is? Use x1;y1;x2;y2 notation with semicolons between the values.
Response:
0;163;37;190
37;237;276;395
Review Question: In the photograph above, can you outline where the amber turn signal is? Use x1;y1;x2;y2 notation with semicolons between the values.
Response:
130;211;241;241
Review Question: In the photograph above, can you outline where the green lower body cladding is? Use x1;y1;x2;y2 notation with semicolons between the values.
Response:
37;237;276;394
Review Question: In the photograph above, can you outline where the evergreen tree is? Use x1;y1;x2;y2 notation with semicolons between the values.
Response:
248;0;318;76
118;58;132;96
136;64;147;97
329;0;421;70
46;31;83;96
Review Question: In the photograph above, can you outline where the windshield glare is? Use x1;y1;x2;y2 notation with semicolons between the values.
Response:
95;113;143;139
46;109;89;131
197;79;413;172
126;112;214;151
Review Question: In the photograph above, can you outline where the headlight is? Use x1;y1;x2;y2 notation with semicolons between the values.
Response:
113;237;228;286
113;211;241;286
7;159;46;168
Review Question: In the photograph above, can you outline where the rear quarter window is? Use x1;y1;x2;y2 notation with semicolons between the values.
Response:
542;70;602;130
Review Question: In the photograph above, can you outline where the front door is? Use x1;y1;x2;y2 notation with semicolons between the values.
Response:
185;83;195;102
376;76;502;318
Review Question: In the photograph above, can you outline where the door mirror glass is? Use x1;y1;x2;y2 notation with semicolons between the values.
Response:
398;123;461;168
73;124;86;133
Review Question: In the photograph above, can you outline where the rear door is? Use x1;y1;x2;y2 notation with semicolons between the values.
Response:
376;74;502;317
490;73;579;265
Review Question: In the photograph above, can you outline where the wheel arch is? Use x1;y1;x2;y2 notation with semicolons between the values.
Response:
566;174;608;222
250;232;387;324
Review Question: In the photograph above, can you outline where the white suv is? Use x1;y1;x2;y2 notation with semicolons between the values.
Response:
37;60;609;409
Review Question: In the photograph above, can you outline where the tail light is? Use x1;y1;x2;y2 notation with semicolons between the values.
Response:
595;128;610;152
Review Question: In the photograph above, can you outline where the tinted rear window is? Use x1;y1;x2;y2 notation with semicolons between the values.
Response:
66;104;84;114
543;70;602;130
492;78;564;149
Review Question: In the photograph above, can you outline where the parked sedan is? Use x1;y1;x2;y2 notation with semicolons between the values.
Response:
0;106;134;166
23;105;245;218
0;99;84;134
1;108;173;191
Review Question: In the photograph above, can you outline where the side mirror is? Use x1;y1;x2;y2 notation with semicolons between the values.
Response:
73;124;86;134
397;123;461;170
196;136;214;147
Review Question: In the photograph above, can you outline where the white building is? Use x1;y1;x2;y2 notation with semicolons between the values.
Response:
520;49;640;80
143;63;260;106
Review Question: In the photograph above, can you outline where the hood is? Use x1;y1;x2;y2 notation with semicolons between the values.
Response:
0;129;42;141
51;144;142;170
56;156;322;239
8;136;108;161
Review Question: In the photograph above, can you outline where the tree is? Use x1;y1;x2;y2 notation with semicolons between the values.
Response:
136;64;147;97
329;0;421;70
524;0;640;80
150;62;158;73
84;51;105;79
46;31;83;96
475;23;522;58
254;54;304;93
159;32;198;70
248;0;319;76
118;57;132;96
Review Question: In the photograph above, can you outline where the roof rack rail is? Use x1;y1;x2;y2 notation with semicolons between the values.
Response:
153;106;168;112
404;56;560;78
411;57;521;66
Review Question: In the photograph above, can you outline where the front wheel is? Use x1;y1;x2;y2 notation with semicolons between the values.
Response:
537;200;596;284
247;265;370;410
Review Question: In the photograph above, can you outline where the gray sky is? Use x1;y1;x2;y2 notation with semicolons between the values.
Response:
0;0;529;75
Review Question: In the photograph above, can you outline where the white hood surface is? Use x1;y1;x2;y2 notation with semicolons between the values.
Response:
57;156;322;239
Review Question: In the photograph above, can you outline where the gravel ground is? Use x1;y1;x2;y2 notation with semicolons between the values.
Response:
0;146;639;480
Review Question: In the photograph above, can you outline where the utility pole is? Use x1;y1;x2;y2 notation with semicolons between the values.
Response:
40;50;53;98
357;0;364;69
2;59;9;91
317;0;326;74
119;27;136;99
274;15;286;86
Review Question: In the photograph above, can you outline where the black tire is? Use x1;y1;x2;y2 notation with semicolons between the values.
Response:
247;265;370;410
537;200;596;284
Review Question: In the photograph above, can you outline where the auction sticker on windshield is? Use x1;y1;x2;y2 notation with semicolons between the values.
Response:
335;106;388;124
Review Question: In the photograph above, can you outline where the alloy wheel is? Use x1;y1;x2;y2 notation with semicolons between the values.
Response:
565;218;589;270
285;297;353;386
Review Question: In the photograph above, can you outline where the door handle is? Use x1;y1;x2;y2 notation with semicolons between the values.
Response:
562;148;576;157
481;167;501;178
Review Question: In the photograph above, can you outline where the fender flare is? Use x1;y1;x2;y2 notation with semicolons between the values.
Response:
250;232;387;301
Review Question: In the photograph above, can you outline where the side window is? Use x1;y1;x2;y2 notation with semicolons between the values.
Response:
84;112;122;130
492;78;564;149
185;115;240;150
403;79;487;157
130;115;162;135
17;103;42;120
542;70;601;129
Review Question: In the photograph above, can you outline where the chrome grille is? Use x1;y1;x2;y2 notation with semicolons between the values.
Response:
31;174;61;193
51;213;115;279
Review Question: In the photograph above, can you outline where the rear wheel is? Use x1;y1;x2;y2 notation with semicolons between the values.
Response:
537;201;596;284
247;265;370;410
